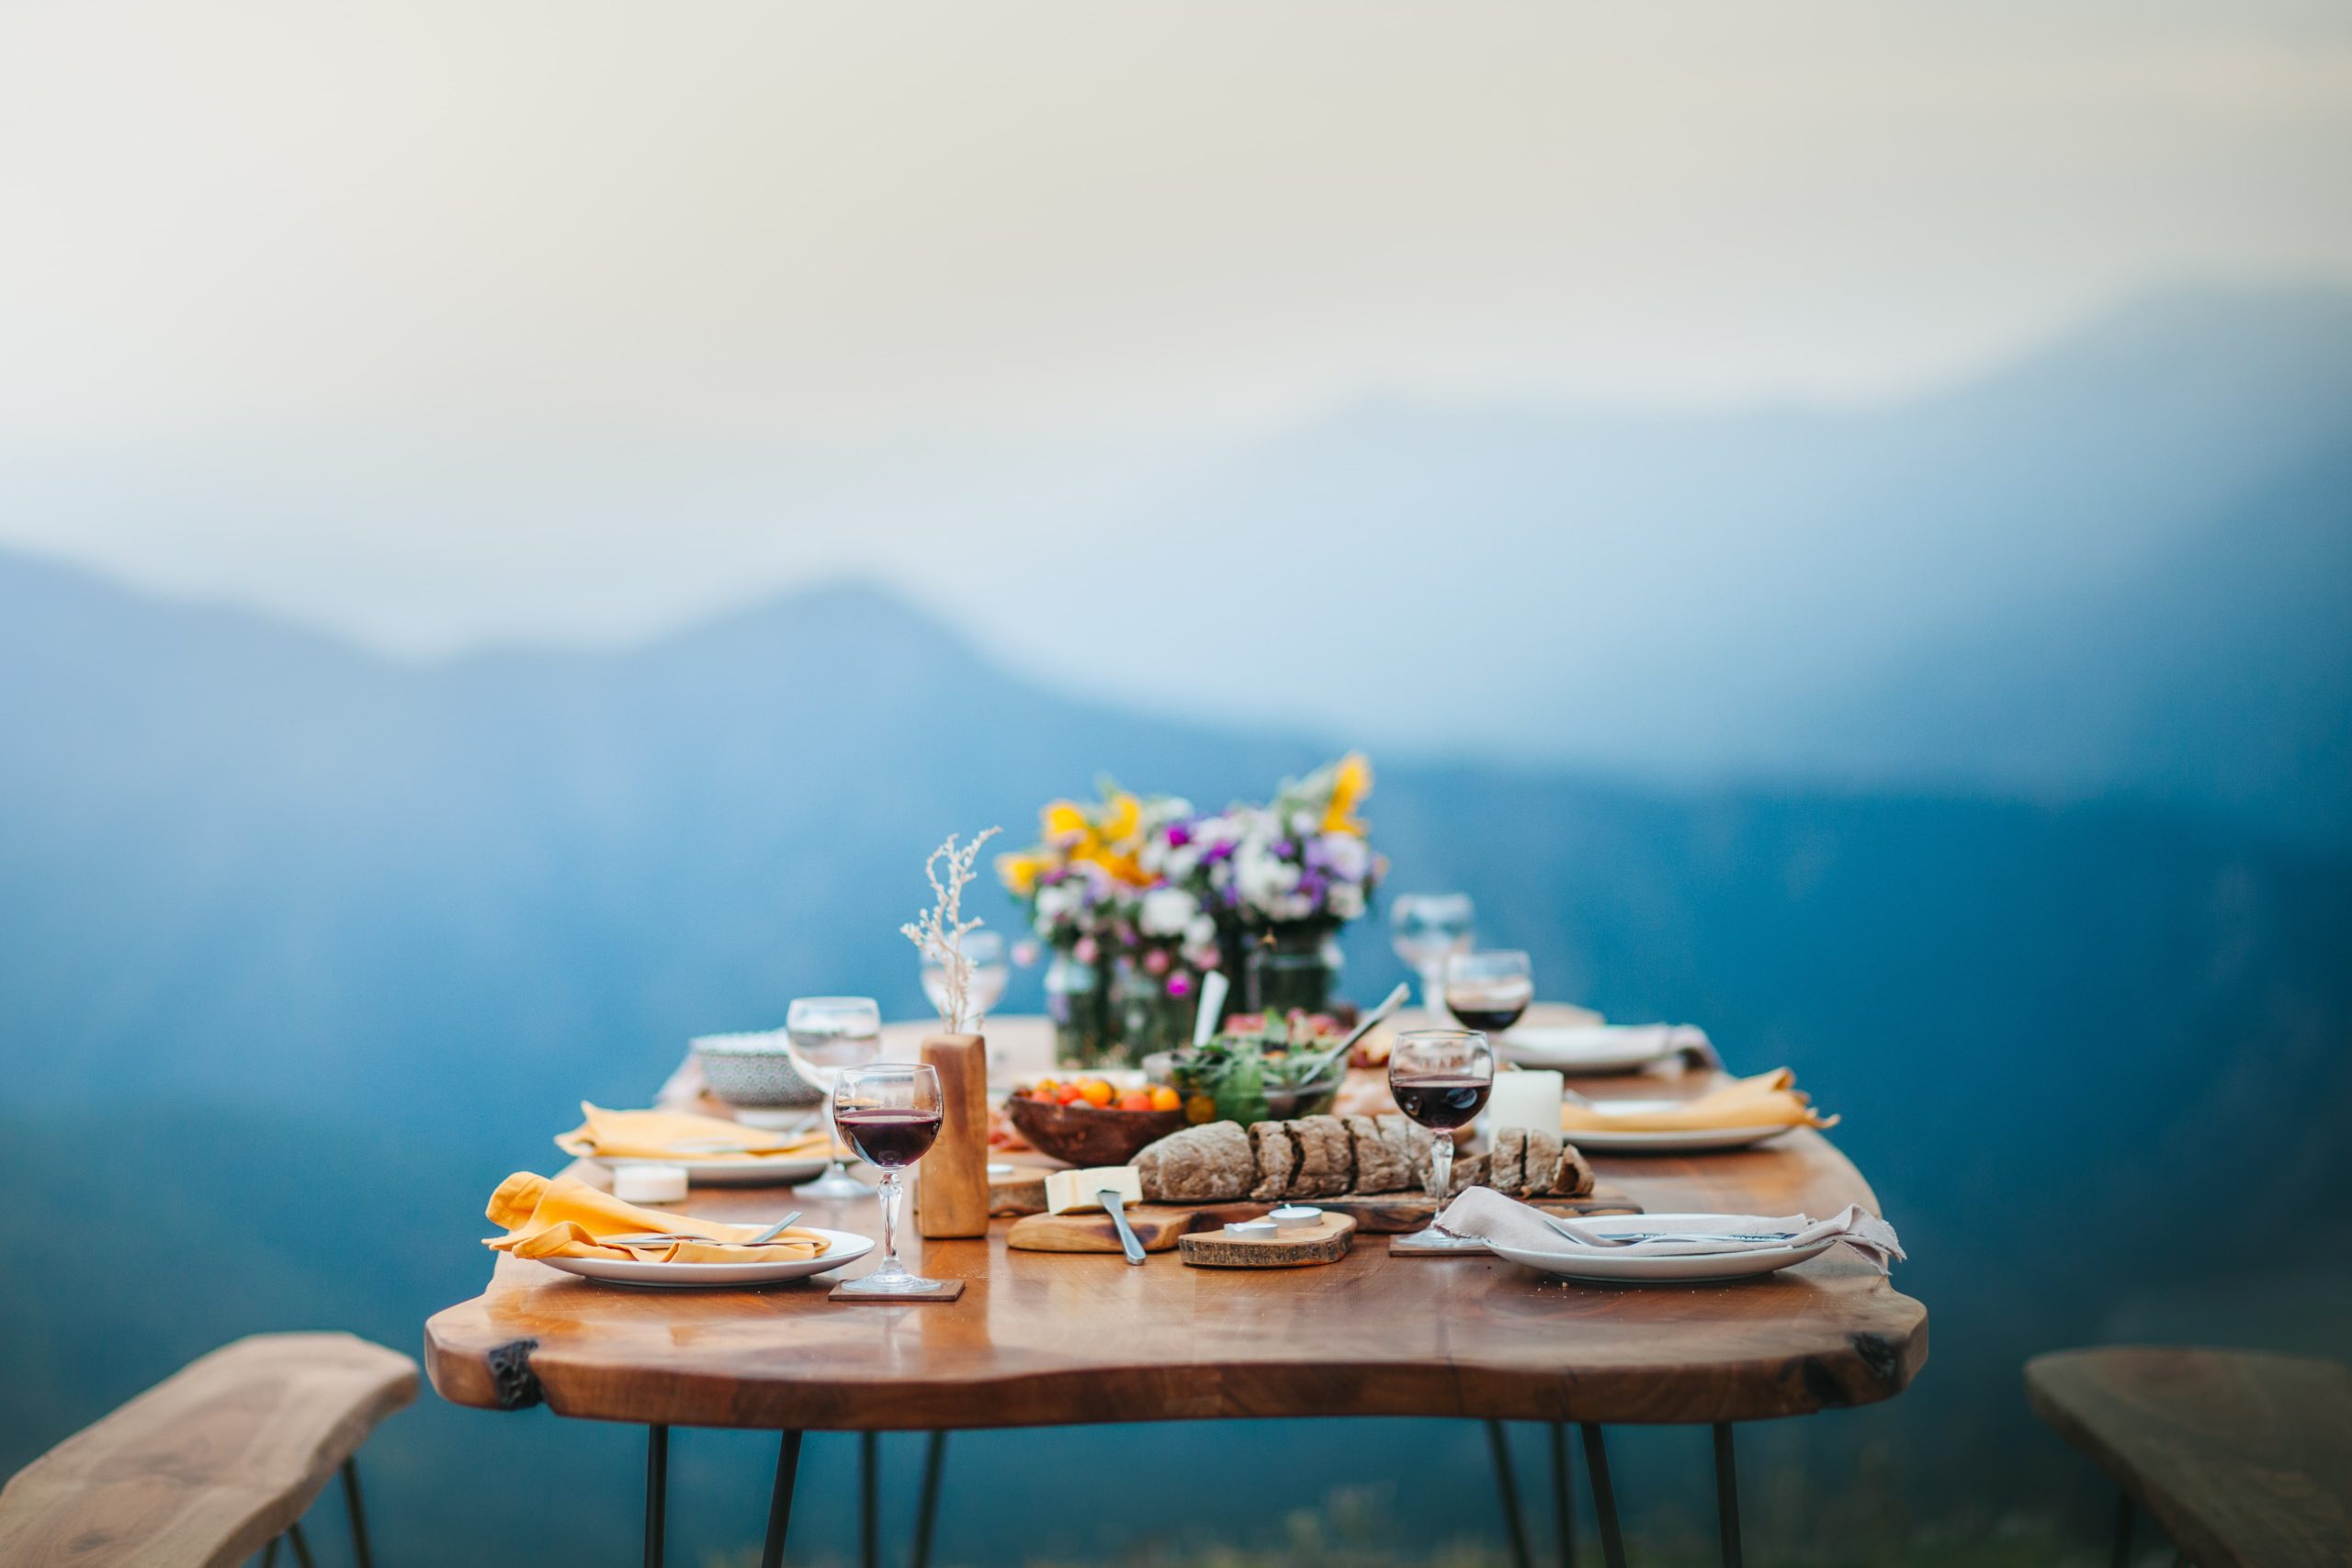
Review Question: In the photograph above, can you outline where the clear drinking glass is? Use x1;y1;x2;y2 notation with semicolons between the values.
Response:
1391;893;1476;1012
1388;1029;1495;1216
786;996;883;1199
920;930;1008;1028
1442;950;1533;1035
831;1061;946;1294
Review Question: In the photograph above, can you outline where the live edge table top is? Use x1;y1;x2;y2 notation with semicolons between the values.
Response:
424;1018;1927;1432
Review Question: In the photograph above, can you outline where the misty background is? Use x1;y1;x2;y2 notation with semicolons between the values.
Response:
4;4;2350;1564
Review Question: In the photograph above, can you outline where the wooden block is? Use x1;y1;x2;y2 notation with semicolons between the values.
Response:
829;1276;966;1303
1005;1205;1194;1254
1181;1212;1355;1268
988;1166;1048;1215
917;1033;990;1238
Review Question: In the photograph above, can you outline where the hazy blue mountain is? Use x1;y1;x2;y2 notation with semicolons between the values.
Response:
2;548;2348;1564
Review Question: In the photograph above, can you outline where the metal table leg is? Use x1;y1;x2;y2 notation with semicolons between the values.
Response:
910;1432;948;1568
762;1430;804;1568
1548;1422;1576;1568
1713;1423;1743;1568
645;1426;669;1568
1486;1421;1533;1568
1579;1425;1626;1568
341;1459;376;1568
285;1520;318;1568
860;1431;879;1568
2112;1492;2132;1568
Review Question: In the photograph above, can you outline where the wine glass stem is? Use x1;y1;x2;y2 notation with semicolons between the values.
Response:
1419;963;1442;1013
1429;1135;1453;1208
878;1170;904;1271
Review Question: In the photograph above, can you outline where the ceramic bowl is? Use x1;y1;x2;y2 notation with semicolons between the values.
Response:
690;1030;827;1109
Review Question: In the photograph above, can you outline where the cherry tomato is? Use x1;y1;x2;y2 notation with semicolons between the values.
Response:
1079;1079;1114;1108
1117;1090;1154;1111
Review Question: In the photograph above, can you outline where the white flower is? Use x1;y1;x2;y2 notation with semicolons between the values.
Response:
1236;845;1300;911
1329;881;1365;920
1035;883;1080;921
1184;913;1218;949
1165;843;1202;881
1318;831;1371;882
1288;808;1319;838
1137;886;1201;937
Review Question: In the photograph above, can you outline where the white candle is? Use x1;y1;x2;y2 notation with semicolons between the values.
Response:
612;1163;689;1204
1487;1070;1565;1134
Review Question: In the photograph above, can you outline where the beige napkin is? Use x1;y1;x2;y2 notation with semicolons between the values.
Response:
556;1101;832;1164
1559;1068;1837;1134
1434;1185;1904;1273
484;1171;830;1263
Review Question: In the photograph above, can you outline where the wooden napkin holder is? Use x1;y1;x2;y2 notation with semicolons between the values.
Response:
916;1032;990;1238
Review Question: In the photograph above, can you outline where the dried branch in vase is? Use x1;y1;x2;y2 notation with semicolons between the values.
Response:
900;826;1001;1034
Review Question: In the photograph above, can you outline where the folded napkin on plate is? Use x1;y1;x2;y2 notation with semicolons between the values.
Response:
484;1171;830;1263
1559;1068;1837;1134
556;1101;831;1163
1434;1185;1904;1273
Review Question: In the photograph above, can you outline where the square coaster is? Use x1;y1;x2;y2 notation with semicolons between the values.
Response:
1388;1229;1491;1257
830;1276;966;1302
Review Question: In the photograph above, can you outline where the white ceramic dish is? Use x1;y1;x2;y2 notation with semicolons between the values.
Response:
536;1226;874;1288
572;1151;833;1188
1500;1025;1675;1074
1487;1213;1834;1284
1560;1100;1797;1154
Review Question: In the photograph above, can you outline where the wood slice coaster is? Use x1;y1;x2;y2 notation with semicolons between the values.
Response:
1004;1206;1193;1254
1181;1212;1355;1269
829;1276;966;1303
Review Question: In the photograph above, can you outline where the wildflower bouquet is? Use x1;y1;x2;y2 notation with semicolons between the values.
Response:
1164;753;1386;938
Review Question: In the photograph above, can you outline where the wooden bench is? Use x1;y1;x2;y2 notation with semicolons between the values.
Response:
2025;1346;2352;1568
0;1331;418;1568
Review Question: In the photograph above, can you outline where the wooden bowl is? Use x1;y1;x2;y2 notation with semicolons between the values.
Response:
1004;1095;1186;1167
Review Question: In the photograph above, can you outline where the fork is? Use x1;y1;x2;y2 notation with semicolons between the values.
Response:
604;1211;805;1247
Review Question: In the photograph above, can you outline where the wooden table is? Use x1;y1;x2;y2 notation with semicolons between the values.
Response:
425;1014;1927;1568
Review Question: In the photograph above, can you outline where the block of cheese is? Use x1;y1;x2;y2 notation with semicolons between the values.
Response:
1044;1165;1143;1215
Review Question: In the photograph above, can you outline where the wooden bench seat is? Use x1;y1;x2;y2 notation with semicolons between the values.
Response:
2026;1346;2352;1568
0;1331;418;1568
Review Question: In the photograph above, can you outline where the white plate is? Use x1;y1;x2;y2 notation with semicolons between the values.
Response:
1487;1213;1834;1284
1499;1025;1675;1074
1561;1100;1798;1154
560;1139;833;1188
537;1226;874;1288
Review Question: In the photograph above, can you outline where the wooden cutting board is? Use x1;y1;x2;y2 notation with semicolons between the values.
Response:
985;1168;1637;1229
1004;1205;1198;1254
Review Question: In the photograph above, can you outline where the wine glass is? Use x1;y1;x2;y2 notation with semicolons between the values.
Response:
1388;1029;1495;1221
786;996;882;1199
920;930;1008;1028
831;1061;946;1296
1391;893;1475;1013
1442;950;1533;1036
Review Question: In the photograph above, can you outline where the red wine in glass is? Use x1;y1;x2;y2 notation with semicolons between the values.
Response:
1445;998;1530;1033
1391;1074;1492;1131
835;1107;943;1169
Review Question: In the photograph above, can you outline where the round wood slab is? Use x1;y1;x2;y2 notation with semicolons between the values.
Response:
1181;1212;1355;1268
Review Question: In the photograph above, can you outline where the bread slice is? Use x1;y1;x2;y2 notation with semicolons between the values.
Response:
1248;1121;1296;1201
1345;1114;1408;1193
1549;1139;1597;1199
1489;1128;1527;1196
1286;1114;1353;1197
1443;1151;1491;1198
1134;1122;1255;1203
1521;1128;1564;1195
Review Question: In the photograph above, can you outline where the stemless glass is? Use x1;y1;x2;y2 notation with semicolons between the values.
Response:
831;1062;946;1294
1388;1029;1495;1216
786;996;883;1199
1391;893;1476;1012
1443;950;1533;1035
921;930;1008;1028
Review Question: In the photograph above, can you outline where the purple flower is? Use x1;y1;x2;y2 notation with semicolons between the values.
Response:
1166;970;1194;998
1167;823;1193;849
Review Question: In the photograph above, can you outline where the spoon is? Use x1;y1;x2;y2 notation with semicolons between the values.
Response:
1192;970;1230;1047
1334;982;1412;1059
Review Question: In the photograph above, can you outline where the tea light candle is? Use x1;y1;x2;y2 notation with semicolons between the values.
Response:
612;1163;689;1204
1223;1219;1279;1239
1270;1205;1322;1231
1487;1069;1566;1134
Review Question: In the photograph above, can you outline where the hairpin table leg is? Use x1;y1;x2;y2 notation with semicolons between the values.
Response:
2111;1492;2132;1568
910;1432;948;1568
645;1426;669;1568
1579;1425;1626;1568
285;1520;317;1568
341;1459;375;1568
1549;1422;1576;1568
1713;1424;1743;1568
1486;1421;1533;1568
860;1431;879;1568
761;1430;804;1568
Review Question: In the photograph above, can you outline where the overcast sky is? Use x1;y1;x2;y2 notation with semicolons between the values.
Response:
4;0;2350;654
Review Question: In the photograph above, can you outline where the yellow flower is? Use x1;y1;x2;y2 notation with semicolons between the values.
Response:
997;852;1046;895
1321;751;1373;835
1099;791;1142;849
1041;800;1091;842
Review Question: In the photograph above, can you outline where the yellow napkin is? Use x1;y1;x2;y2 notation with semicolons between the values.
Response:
556;1102;833;1164
1559;1068;1838;1134
484;1171;830;1263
